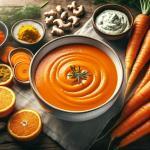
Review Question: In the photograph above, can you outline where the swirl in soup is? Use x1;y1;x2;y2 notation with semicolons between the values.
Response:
35;44;117;112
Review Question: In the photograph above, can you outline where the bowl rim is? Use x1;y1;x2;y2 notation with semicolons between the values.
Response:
92;4;134;37
11;19;46;45
30;35;124;113
0;21;8;47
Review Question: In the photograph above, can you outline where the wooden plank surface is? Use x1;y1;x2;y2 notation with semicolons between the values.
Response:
0;0;150;150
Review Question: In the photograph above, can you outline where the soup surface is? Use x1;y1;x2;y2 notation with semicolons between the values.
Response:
35;44;117;112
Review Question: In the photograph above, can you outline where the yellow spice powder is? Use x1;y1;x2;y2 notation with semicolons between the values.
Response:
18;25;41;43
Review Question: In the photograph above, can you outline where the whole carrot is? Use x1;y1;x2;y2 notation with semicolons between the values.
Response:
121;81;150;121
125;0;150;80
118;120;150;148
111;102;150;140
135;66;150;93
125;29;150;96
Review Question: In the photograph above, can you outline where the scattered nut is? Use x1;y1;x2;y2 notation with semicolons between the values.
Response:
56;5;64;14
44;10;58;18
44;2;86;36
45;16;54;26
73;5;85;17
68;16;80;27
60;11;68;20
67;1;77;10
51;26;64;36
53;19;72;30
44;11;50;17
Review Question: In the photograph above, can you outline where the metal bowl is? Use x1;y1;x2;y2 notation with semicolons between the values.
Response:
30;35;124;121
0;21;8;47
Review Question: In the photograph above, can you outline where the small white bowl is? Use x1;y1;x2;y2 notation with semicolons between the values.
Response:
11;19;45;45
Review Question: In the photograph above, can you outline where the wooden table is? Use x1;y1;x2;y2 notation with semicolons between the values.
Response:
0;1;149;150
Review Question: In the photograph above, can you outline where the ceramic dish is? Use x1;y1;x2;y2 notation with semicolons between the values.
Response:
9;48;33;85
92;4;134;40
30;35;124;121
0;21;8;47
11;19;45;45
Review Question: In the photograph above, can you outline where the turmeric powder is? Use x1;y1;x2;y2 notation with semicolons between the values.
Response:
18;25;41;43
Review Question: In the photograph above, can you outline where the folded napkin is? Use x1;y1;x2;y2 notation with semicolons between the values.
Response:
12;18;126;150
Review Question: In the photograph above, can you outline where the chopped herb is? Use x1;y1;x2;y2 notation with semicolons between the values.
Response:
67;65;90;83
0;5;41;29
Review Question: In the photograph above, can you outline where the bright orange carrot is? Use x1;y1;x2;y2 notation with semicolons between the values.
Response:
135;66;150;93
121;81;150;121
118;120;150;148
111;102;150;140
125;29;150;96
125;0;150;80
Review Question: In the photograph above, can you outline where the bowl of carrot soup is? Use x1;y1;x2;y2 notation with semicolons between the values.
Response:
30;35;124;121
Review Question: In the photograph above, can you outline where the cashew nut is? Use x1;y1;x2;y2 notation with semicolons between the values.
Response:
73;5;85;17
44;10;57;18
56;5;64;14
45;16;54;26
60;11;68;20
53;19;72;30
67;1;77;10
68;16;80;27
51;26;64;36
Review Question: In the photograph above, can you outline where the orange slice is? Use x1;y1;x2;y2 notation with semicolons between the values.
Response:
0;64;13;86
10;52;32;67
14;62;30;82
8;109;42;141
0;86;16;118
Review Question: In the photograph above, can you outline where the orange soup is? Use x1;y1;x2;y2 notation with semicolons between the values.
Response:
35;44;118;112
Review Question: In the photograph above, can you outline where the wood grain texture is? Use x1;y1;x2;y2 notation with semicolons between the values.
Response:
0;0;149;150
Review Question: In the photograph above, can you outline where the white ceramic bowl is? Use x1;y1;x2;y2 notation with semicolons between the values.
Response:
30;35;124;121
11;19;45;45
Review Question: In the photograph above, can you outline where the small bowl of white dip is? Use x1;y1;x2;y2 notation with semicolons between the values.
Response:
92;4;134;40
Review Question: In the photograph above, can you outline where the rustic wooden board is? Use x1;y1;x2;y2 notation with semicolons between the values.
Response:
0;0;149;150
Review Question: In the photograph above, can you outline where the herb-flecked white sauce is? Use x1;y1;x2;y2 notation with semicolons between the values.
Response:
96;10;130;35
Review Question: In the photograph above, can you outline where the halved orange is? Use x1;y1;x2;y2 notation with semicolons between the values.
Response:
0;64;13;86
0;86;16;118
8;109;42;141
